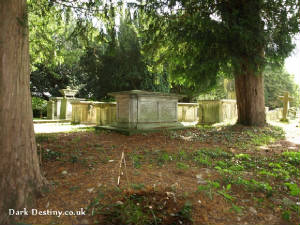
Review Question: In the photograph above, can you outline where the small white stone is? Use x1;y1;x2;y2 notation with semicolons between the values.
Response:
61;170;68;175
249;207;257;215
108;160;114;162
196;174;202;179
198;200;202;204
116;201;123;205
166;192;175;198
87;188;94;193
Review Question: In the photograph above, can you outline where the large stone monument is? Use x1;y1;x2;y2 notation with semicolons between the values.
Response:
47;86;79;120
108;90;184;130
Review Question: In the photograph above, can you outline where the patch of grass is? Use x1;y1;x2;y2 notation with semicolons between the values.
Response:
157;152;172;166
89;188;193;225
282;151;300;166
131;183;145;190
69;186;80;191
176;150;189;161
230;203;243;215
251;134;276;146
130;154;143;169
235;153;251;161
71;136;81;144
39;148;63;161
176;162;189;170
233;178;273;195
197;181;220;200
284;183;300;197
217;184;234;201
282;210;291;221
36;134;57;143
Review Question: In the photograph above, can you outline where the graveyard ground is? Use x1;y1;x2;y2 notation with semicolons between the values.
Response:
22;124;299;225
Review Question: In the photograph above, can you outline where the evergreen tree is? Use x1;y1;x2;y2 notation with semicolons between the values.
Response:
136;0;300;125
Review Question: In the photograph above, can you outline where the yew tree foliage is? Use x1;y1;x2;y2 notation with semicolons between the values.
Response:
136;0;300;92
79;12;170;100
29;0;170;100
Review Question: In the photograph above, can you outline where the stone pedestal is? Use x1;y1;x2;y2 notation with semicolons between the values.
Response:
46;87;81;120
108;90;184;130
47;100;55;119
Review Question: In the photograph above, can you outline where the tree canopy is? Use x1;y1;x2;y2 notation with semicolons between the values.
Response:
28;0;299;124
136;0;299;85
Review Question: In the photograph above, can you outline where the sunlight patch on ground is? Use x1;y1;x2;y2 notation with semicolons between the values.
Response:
269;118;300;145
34;123;95;134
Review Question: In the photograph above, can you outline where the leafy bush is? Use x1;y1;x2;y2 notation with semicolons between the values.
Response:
32;96;47;118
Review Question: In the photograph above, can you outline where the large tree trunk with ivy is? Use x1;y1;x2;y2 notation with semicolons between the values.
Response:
235;67;266;126
0;1;46;223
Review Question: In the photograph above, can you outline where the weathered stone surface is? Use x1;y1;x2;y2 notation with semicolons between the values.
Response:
47;100;55;119
278;91;293;121
266;108;283;121
59;86;78;98
178;103;199;122
108;90;184;130
46;88;84;120
198;99;237;124
71;101;116;125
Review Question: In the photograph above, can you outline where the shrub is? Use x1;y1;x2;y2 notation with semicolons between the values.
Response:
32;96;47;118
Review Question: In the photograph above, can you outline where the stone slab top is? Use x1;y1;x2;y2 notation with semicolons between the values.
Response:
108;90;185;99
50;97;86;100
178;102;199;105
198;99;236;103
71;101;116;105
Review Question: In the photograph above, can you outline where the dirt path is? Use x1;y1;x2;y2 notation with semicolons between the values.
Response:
34;119;300;146
269;118;300;145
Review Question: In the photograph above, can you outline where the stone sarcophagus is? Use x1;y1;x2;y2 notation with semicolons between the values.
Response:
108;90;184;130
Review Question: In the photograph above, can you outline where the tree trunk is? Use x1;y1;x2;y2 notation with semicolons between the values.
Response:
0;1;46;224
235;69;266;126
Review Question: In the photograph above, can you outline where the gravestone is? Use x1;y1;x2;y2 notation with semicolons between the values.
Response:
108;90;184;130
278;91;293;121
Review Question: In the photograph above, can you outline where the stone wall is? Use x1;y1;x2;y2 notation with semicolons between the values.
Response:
71;101;116;125
47;97;85;120
66;98;286;126
266;108;283;121
177;103;199;122
71;101;200;126
198;99;238;124
95;102;117;125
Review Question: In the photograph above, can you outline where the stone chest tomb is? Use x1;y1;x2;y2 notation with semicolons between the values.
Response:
108;90;184;130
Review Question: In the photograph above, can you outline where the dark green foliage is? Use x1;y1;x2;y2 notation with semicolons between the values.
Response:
30;64;80;98
135;0;299;95
78;14;170;100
